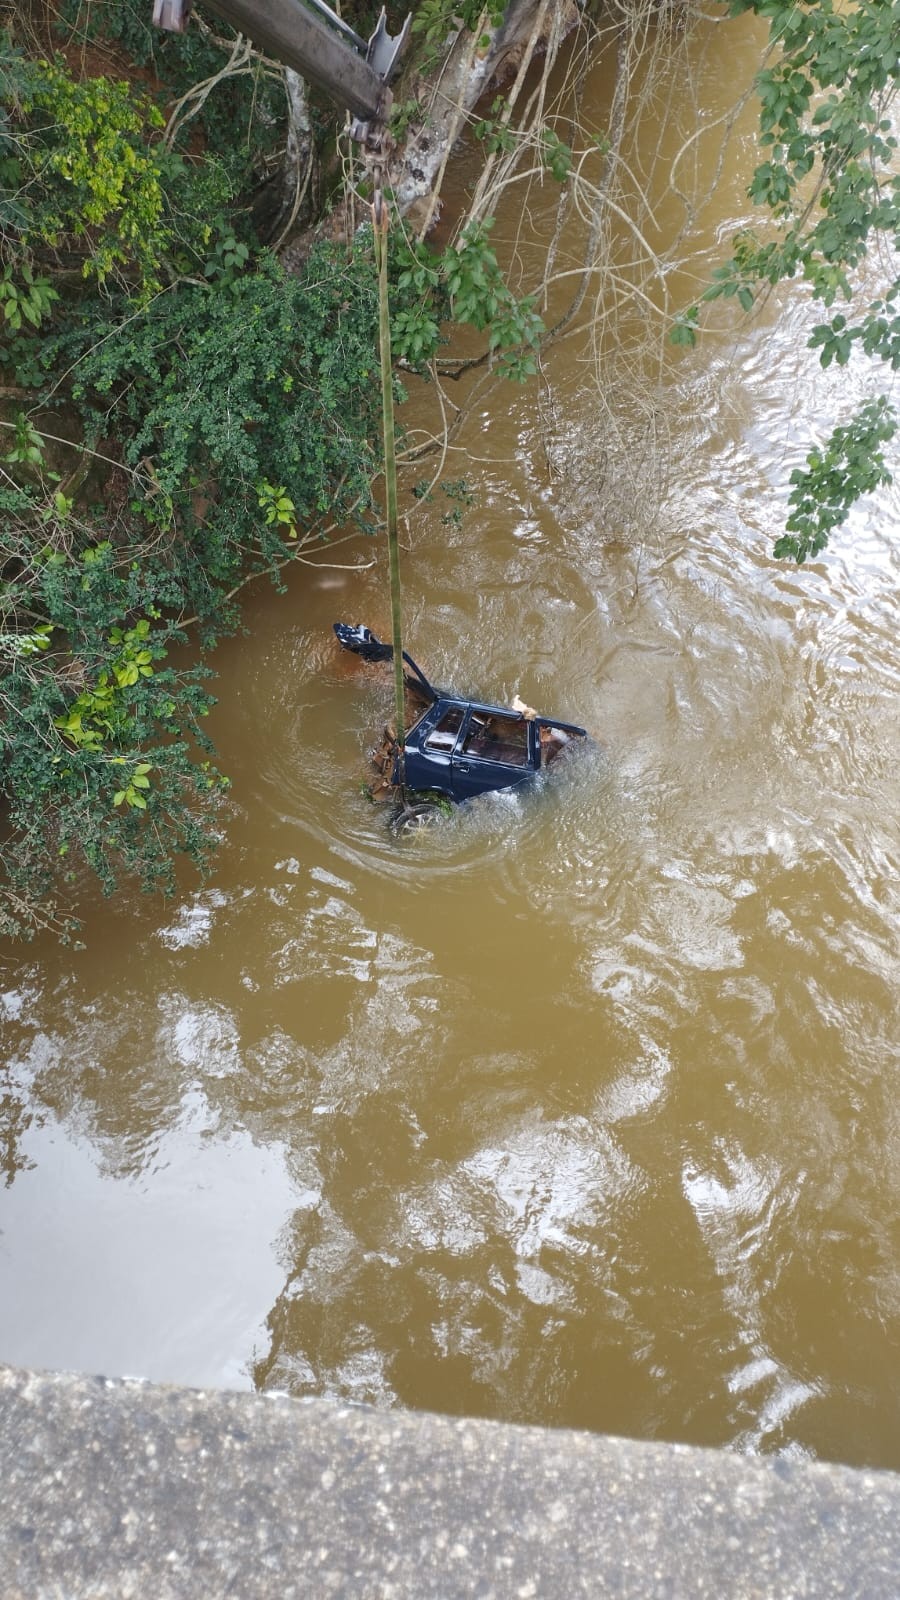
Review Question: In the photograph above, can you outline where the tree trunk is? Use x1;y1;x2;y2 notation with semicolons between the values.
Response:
274;68;314;247
278;0;579;265
388;0;579;234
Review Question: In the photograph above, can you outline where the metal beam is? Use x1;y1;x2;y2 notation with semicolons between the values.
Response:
198;0;391;122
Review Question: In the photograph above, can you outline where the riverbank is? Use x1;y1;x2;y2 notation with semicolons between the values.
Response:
2;1364;899;1597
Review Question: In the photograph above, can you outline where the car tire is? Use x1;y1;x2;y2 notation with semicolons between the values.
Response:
389;799;447;836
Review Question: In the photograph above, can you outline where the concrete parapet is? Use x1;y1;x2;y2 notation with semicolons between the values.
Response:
2;1363;899;1597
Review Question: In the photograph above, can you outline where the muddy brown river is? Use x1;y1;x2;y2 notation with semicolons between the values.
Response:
2;15;899;1471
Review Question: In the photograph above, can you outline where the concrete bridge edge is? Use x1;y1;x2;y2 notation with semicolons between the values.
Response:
2;1363;899;1597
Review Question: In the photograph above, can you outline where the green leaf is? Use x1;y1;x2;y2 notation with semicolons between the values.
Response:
670;322;697;347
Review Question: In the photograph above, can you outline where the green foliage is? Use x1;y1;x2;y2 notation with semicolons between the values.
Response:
0;243;380;939
411;475;476;527
442;223;503;324
388;97;423;141
774;396;897;563
391;219;545;380
675;0;900;557
55;0;180;72
392;301;441;363
473;103;573;176
54;616;157;752
541;128;574;183
59;248;379;538
0;15;553;940
53;0;285;184
203;230;251;291
669;305;700;347
0;262;58;331
474;102;517;156
439;476;476;527
257;480;299;539
809;284;900;370
15;57;172;290
0;241;377;934
0;31;384;940
0;31;232;308
3;410;45;466
0;505;222;941
113;762;154;811
471;109;572;187
715;0;899;313
411;0;506;54
443;221;543;378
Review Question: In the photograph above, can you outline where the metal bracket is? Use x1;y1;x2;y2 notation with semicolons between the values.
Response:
152;0;193;30
152;0;409;136
365;8;411;81
345;7;412;146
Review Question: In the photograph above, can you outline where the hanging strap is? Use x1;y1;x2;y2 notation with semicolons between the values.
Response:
371;172;407;788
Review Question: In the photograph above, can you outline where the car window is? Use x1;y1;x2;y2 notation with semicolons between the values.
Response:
423;706;464;752
461;713;528;766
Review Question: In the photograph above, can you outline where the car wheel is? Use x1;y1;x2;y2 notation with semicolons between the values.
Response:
389;799;447;836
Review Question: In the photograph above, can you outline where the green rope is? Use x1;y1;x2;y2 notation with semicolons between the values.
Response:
372;190;406;788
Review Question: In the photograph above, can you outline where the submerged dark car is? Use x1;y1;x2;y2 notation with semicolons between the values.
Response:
334;622;587;804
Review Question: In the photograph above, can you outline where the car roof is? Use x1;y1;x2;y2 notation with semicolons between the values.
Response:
416;696;586;738
428;696;526;719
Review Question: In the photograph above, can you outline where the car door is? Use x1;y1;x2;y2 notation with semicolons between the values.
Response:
450;708;535;800
404;703;466;795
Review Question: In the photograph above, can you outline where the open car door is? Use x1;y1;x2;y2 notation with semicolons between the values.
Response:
448;707;537;801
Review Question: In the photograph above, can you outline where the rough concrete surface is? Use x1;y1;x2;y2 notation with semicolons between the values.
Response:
1;1363;899;1598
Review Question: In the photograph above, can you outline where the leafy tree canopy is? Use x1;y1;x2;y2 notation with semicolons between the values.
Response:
0;29;381;941
674;0;900;561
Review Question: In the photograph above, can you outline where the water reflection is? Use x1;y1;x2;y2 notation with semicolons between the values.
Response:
0;967;295;1382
